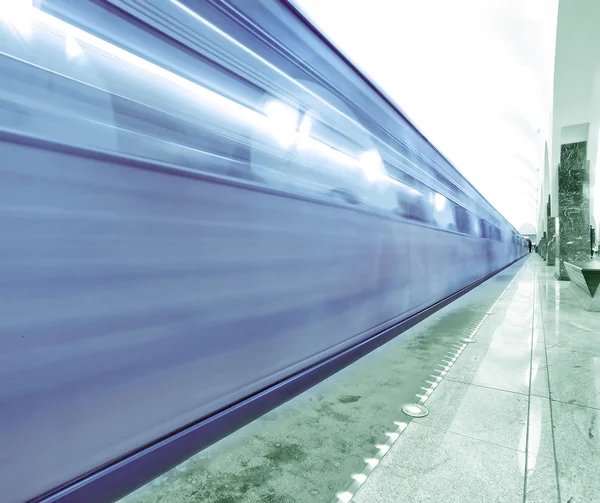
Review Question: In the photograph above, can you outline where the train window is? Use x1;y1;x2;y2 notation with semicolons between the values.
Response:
479;220;502;241
454;204;473;235
427;192;455;231
492;226;501;241
395;190;433;224
479;219;489;239
471;212;481;236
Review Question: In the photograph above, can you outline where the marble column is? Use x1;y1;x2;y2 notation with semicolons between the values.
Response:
546;195;556;265
540;232;547;259
555;142;591;280
547;217;556;265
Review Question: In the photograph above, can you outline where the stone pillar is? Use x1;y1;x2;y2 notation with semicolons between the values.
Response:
546;196;555;265
547;217;556;265
555;142;591;280
540;232;547;259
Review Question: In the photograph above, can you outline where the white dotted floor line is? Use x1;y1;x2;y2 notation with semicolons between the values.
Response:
331;325;478;502
331;268;526;503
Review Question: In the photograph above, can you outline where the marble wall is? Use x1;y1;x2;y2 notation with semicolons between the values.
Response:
555;142;591;280
546;196;554;265
547;216;556;266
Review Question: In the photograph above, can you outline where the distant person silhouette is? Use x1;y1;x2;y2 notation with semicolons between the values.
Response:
528;239;532;253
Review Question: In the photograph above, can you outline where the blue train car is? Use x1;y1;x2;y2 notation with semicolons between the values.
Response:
0;1;528;501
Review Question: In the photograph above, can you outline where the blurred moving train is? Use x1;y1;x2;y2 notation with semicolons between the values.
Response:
0;1;528;501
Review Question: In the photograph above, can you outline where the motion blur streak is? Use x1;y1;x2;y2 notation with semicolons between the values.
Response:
0;1;528;502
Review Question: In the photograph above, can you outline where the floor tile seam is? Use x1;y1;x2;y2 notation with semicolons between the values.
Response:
523;276;537;503
408;419;529;455
537;273;562;502
530;392;550;400
542;330;600;342
469;336;534;346
544;344;600;356
478;322;535;332
473;332;535;342
552;458;600;478
548;398;600;411
540;312;600;322
461;340;537;355
544;326;600;342
474;321;534;338
443;376;530;397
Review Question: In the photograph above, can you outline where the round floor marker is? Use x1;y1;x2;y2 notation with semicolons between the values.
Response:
461;337;476;343
402;403;429;418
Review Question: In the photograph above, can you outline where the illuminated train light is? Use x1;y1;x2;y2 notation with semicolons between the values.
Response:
298;114;312;140
359;149;384;182
65;33;83;59
434;192;447;211
296;114;312;151
265;100;299;148
0;0;34;36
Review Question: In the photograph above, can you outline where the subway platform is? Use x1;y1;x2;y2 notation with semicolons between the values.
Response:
119;254;598;503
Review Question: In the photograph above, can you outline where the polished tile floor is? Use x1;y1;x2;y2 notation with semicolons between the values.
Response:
120;255;598;503
353;255;599;503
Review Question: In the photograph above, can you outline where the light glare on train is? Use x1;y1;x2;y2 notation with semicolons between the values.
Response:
0;0;33;36
359;150;383;182
65;34;82;59
434;193;447;211
265;100;299;148
299;115;312;140
296;115;312;150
